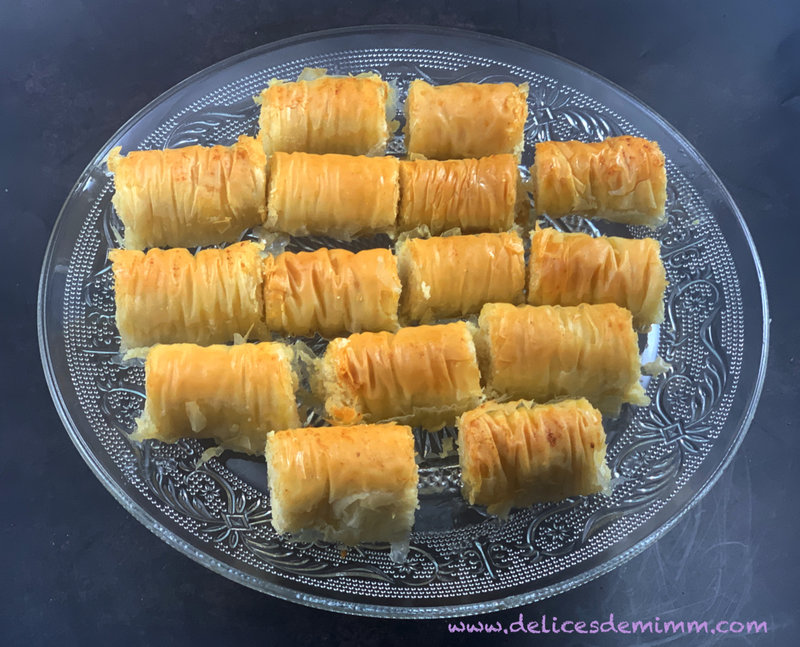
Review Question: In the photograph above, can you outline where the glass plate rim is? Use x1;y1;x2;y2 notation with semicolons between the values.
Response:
37;24;770;619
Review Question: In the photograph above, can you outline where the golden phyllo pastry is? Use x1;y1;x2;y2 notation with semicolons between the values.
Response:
396;232;525;324
263;248;401;338
133;342;300;454
528;228;667;330
108;135;267;249
405;80;529;159
458;398;610;517
531;135;667;226
256;69;394;156
314;322;483;430
266;424;418;546
477;303;648;415
397;155;521;235
266;152;399;238
109;242;266;350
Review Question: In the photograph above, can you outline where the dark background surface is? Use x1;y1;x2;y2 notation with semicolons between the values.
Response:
2;1;798;645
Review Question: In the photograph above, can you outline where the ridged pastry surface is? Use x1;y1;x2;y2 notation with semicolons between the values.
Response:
266;424;418;545
405;81;528;159
478;303;648;414
134;342;300;454
397;155;519;234
458;398;610;516
531;135;667;225
108;135;267;249
397;232;525;323
266;152;399;238
458;398;610;517
110;241;266;350
263;247;400;337
257;71;392;156
315;322;484;429
528;228;667;330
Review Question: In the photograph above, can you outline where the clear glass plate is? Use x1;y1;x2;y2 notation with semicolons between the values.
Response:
37;26;768;618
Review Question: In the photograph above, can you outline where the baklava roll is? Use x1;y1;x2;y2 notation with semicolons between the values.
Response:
531;135;667;226
133;342;300;454
110;242;266;350
266;424;418;546
458;398;610;517
256;68;394;156
108;135;267;250
397;232;525;323
266;152;399;238
477;303;648;415
263;248;401;338
528;227;667;330
405;80;529;159
397;155;520;235
314;322;484;430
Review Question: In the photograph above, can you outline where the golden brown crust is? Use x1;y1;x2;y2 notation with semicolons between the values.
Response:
405;81;529;159
108;136;267;249
265;152;399;238
134;342;300;454
477;303;648;415
458;398;610;517
257;71;393;156
528;228;667;330
314;322;484;430
531;135;667;226
397;232;525;323
397;155;519;234
263;248;401;338
109;242;267;350
266;424;418;544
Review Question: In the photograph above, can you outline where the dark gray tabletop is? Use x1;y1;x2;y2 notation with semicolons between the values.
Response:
2;1;797;645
